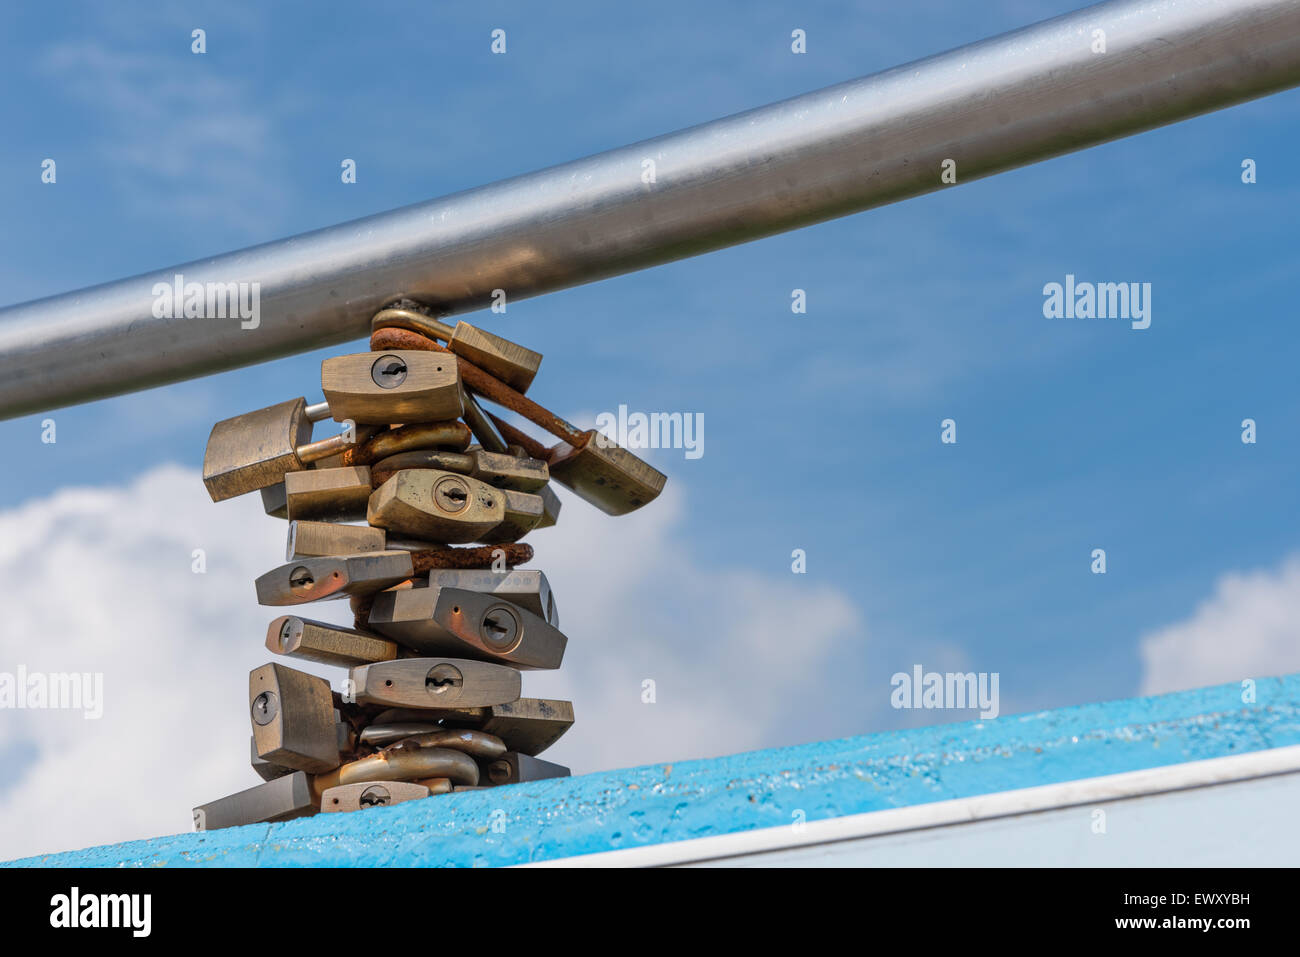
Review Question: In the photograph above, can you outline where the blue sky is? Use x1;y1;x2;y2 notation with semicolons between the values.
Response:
0;0;1298;852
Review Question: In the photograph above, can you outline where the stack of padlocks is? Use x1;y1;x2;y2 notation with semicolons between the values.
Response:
191;305;666;830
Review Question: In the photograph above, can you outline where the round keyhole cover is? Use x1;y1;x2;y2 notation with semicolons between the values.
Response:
251;690;279;725
277;617;303;653
360;784;392;806
370;354;408;389
288;566;316;592
432;476;471;514
480;604;521;653
425;663;464;697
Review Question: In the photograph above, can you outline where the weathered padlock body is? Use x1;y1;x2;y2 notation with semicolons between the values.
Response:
347;657;521;709
467;450;549;491
367;469;505;544
250;737;294;782
319;780;431;813
261;482;289;519
267;615;399;668
286;520;386;559
321;351;462;424
408;568;558;625
535;483;561;529
547;432;666;516
255;551;416;605
366;585;566;670
284;466;372;522
249;663;340;774
203;398;315;501
476;488;545;544
448;321;542;394
194;771;316;830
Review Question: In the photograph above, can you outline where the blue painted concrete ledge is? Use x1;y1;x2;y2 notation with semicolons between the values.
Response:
10;675;1300;867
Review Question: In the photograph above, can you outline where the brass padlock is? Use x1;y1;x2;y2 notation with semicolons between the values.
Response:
321;351;463;424
286;520;387;559
319;780;431;813
203;398;359;501
366;585;566;670
194;772;316;830
254;551;417;605
249;663;340;774
283;466;373;522
482;751;571;785
367;469;505;544
266;615;399;668
482;408;663;517
346;657;521;709
372;307;541;393
311;746;480;798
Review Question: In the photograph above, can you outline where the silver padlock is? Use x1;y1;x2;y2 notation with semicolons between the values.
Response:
193;771;316;831
366;585;566;670
367;469;505;544
346;657;521;710
254;551;417;606
411;568;558;625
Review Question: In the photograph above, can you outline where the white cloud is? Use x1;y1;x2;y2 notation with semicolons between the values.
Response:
1139;556;1300;696
0;465;864;860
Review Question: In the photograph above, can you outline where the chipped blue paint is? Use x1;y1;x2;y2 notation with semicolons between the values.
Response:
9;674;1298;867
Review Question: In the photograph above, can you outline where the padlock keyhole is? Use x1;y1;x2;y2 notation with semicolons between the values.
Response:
371;355;409;389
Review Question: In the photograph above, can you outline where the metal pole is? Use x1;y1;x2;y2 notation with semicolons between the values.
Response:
2;0;1298;419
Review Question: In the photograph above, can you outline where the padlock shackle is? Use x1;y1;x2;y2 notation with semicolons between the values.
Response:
2;0;1296;418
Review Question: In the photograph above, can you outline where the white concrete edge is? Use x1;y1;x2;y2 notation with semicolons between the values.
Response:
521;743;1300;867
